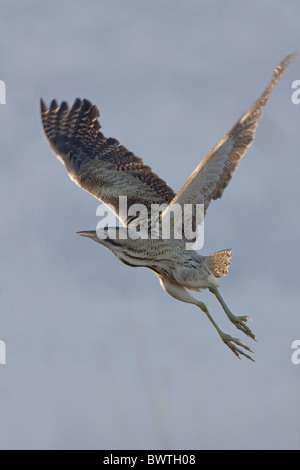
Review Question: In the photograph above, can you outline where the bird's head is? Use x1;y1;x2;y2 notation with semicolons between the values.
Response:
76;227;131;249
76;227;148;267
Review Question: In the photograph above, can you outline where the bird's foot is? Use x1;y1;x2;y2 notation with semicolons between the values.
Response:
207;285;256;341
228;313;256;341
220;332;255;362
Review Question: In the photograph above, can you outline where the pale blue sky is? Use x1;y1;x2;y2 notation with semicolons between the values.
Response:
0;0;299;449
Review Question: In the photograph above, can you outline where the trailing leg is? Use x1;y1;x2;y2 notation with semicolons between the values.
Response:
159;277;254;361
208;283;256;340
196;301;254;361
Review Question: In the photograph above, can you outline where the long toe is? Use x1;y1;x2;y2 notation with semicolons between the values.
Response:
232;315;256;341
221;333;255;362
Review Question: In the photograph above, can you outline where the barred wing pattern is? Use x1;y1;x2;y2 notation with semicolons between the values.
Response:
41;98;175;226
41;54;294;236
164;53;295;227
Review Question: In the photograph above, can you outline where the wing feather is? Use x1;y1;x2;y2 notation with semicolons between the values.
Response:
165;53;295;218
41;98;175;226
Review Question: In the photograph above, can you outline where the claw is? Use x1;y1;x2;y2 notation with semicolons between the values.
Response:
239;315;253;322
231;315;256;341
245;315;253;322
221;333;255;362
207;285;257;341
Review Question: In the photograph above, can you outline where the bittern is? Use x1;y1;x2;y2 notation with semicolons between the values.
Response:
41;53;295;361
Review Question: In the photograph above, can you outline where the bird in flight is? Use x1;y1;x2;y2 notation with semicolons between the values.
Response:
41;53;294;361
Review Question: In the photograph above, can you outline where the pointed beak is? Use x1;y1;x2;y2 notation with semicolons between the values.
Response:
76;230;97;239
76;229;110;245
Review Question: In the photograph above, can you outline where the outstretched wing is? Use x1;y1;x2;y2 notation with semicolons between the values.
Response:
41;98;175;226
164;53;295;225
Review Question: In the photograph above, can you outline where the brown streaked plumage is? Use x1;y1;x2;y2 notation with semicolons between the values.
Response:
41;53;295;361
162;52;296;237
40;97;175;226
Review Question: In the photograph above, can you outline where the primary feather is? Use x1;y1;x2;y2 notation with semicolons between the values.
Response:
41;97;175;226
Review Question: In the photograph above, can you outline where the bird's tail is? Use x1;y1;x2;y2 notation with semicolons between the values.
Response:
204;249;232;277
